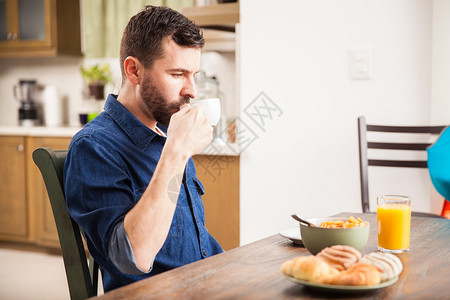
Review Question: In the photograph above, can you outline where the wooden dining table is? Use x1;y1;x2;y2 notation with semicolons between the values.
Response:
91;212;450;299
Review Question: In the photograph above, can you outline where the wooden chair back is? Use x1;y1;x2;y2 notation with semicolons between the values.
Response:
32;147;99;300
357;116;446;216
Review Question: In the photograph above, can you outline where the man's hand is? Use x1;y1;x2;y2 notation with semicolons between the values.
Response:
165;104;213;160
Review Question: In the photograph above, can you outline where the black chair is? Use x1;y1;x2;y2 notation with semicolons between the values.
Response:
357;116;447;217
33;147;100;300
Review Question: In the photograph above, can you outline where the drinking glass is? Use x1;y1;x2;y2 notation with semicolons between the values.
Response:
377;195;411;253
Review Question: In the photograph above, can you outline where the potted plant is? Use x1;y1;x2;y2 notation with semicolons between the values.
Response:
80;64;112;100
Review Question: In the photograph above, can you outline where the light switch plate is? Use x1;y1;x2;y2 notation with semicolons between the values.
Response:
349;46;373;80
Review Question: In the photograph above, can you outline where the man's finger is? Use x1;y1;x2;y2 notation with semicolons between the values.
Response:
179;103;191;111
174;104;191;116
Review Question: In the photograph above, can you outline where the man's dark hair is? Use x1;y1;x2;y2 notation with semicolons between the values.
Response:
119;5;204;80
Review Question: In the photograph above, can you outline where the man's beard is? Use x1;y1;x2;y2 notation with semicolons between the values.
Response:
140;75;190;126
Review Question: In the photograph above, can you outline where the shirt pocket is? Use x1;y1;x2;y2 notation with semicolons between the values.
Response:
190;177;206;225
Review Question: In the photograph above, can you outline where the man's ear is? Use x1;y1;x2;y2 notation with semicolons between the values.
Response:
123;56;142;85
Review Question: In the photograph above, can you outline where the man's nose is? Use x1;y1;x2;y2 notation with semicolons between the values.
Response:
182;77;197;99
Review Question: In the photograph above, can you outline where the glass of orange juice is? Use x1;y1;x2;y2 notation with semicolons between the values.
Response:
377;195;411;253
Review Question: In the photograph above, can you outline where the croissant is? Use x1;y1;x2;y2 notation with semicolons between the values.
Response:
281;256;339;283
321;262;381;286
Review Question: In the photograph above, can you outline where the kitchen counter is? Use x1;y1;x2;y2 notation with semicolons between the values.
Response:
0;125;82;137
0;126;240;156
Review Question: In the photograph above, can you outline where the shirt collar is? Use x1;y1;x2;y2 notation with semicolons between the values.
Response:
104;94;162;150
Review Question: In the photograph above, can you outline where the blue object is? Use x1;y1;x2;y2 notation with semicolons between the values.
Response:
64;95;223;292
427;126;450;200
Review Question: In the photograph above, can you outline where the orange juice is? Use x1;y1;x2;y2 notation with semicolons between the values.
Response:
377;203;411;252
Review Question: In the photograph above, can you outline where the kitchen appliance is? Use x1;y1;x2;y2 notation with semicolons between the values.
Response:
13;79;42;126
42;85;63;127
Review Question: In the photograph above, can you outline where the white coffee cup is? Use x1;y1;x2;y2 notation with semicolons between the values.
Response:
190;98;221;126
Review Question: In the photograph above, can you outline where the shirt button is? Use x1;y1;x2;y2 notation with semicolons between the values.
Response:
202;250;208;256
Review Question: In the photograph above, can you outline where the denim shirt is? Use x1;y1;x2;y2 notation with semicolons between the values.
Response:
64;94;223;292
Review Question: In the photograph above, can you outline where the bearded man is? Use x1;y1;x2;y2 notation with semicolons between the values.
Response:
64;6;223;292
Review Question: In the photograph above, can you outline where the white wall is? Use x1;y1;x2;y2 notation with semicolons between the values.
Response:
431;0;450;124
239;0;436;245
430;0;450;212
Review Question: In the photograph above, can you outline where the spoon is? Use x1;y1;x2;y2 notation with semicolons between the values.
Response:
291;214;315;227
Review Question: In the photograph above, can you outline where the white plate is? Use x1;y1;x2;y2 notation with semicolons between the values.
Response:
284;274;398;293
279;227;303;245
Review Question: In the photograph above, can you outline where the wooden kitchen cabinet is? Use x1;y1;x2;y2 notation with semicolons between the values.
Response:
0;135;70;247
0;136;28;242
0;0;81;57
26;136;71;247
193;155;240;251
182;3;239;27
182;2;239;52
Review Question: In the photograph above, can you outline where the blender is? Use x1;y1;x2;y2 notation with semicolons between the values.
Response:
13;79;42;126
